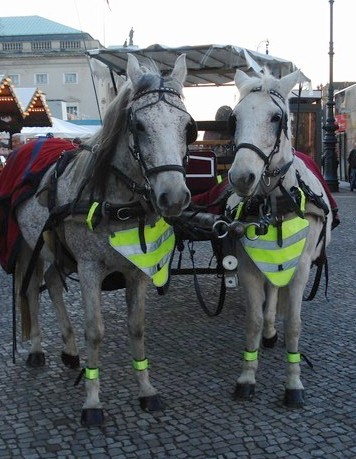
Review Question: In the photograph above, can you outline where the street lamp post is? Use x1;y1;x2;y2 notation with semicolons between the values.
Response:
322;0;339;191
257;39;269;55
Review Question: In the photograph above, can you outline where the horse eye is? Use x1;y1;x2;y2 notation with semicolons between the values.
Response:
271;113;282;123
135;121;145;132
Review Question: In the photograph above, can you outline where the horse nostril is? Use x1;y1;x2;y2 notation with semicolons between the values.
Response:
157;189;190;214
246;173;255;186
157;193;168;210
183;190;191;208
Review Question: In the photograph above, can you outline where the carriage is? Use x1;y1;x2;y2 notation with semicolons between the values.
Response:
0;44;335;426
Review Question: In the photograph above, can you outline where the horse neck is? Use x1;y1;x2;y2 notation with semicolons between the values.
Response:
106;143;149;202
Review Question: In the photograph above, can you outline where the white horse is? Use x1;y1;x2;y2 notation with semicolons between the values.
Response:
12;53;195;426
227;68;332;407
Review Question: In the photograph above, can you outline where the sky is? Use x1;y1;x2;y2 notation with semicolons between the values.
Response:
3;0;355;120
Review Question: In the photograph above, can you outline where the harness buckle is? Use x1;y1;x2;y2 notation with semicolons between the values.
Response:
245;223;261;241
116;207;132;221
212;220;229;239
262;172;271;187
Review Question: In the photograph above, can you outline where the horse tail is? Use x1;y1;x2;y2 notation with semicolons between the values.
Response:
14;241;33;341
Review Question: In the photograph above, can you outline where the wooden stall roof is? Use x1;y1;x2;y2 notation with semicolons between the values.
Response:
0;78;52;132
0;77;25;132
0;77;24;118
15;88;52;127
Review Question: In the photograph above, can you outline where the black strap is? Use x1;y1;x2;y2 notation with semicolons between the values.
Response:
20;204;72;296
188;241;226;317
303;220;328;301
12;274;17;364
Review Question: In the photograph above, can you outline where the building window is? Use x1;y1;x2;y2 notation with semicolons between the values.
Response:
64;73;78;84
60;40;81;50
2;42;23;52
31;41;52;51
7;74;20;85
67;105;79;119
35;73;49;85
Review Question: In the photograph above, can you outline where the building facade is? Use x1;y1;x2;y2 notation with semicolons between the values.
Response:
0;15;116;124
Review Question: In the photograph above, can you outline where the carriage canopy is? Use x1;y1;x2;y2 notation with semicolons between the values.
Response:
87;43;310;87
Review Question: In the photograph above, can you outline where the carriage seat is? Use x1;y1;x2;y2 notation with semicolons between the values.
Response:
186;149;218;196
185;148;231;214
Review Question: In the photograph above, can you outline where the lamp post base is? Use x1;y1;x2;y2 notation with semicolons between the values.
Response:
325;178;339;192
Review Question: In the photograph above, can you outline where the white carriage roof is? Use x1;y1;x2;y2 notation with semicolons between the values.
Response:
87;43;309;87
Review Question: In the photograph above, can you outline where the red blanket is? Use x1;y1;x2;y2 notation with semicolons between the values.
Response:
0;137;76;273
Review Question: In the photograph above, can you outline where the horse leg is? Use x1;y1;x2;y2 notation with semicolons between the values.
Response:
77;261;105;427
280;284;305;408
14;242;46;367
125;270;163;411
262;284;279;348
234;273;265;401
44;264;80;369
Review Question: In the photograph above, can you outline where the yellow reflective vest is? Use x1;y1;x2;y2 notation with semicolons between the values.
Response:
237;190;310;286
109;217;175;287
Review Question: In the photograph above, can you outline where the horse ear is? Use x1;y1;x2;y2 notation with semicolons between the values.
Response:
126;53;143;87
279;70;303;97
234;69;250;89
171;54;187;86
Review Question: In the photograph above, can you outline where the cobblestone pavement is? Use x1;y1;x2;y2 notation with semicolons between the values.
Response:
0;184;355;459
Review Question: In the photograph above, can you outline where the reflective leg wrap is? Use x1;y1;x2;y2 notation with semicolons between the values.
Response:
287;352;301;364
85;367;100;380
243;350;258;361
132;358;149;371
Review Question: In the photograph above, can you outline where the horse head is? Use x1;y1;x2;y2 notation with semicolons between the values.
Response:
228;69;303;197
88;54;195;218
125;53;195;217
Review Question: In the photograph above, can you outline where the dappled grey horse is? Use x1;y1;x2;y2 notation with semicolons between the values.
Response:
15;53;196;426
227;68;332;407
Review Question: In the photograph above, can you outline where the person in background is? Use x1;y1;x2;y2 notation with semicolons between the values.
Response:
203;105;233;142
72;137;82;146
347;142;356;191
10;133;26;152
203;105;235;162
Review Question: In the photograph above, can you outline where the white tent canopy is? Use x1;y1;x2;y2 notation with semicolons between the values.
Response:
21;117;100;139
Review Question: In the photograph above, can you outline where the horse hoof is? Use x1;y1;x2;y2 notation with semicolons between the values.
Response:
139;394;164;411
284;389;305;408
233;383;255;401
81;408;105;427
61;351;80;369
262;332;278;348
26;352;45;368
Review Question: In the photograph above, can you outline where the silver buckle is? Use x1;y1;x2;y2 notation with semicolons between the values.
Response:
116;207;131;221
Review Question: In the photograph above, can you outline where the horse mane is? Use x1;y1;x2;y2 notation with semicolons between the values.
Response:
237;68;283;101
74;58;184;198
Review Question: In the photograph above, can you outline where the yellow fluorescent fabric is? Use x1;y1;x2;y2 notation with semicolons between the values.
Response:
132;358;149;371
242;216;310;287
85;367;99;380
109;218;175;287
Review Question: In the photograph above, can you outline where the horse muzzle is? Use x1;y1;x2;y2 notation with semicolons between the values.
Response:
228;169;257;197
155;185;191;217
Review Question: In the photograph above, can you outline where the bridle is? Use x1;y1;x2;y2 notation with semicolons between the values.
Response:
131;78;195;174
232;88;293;188
110;77;196;202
